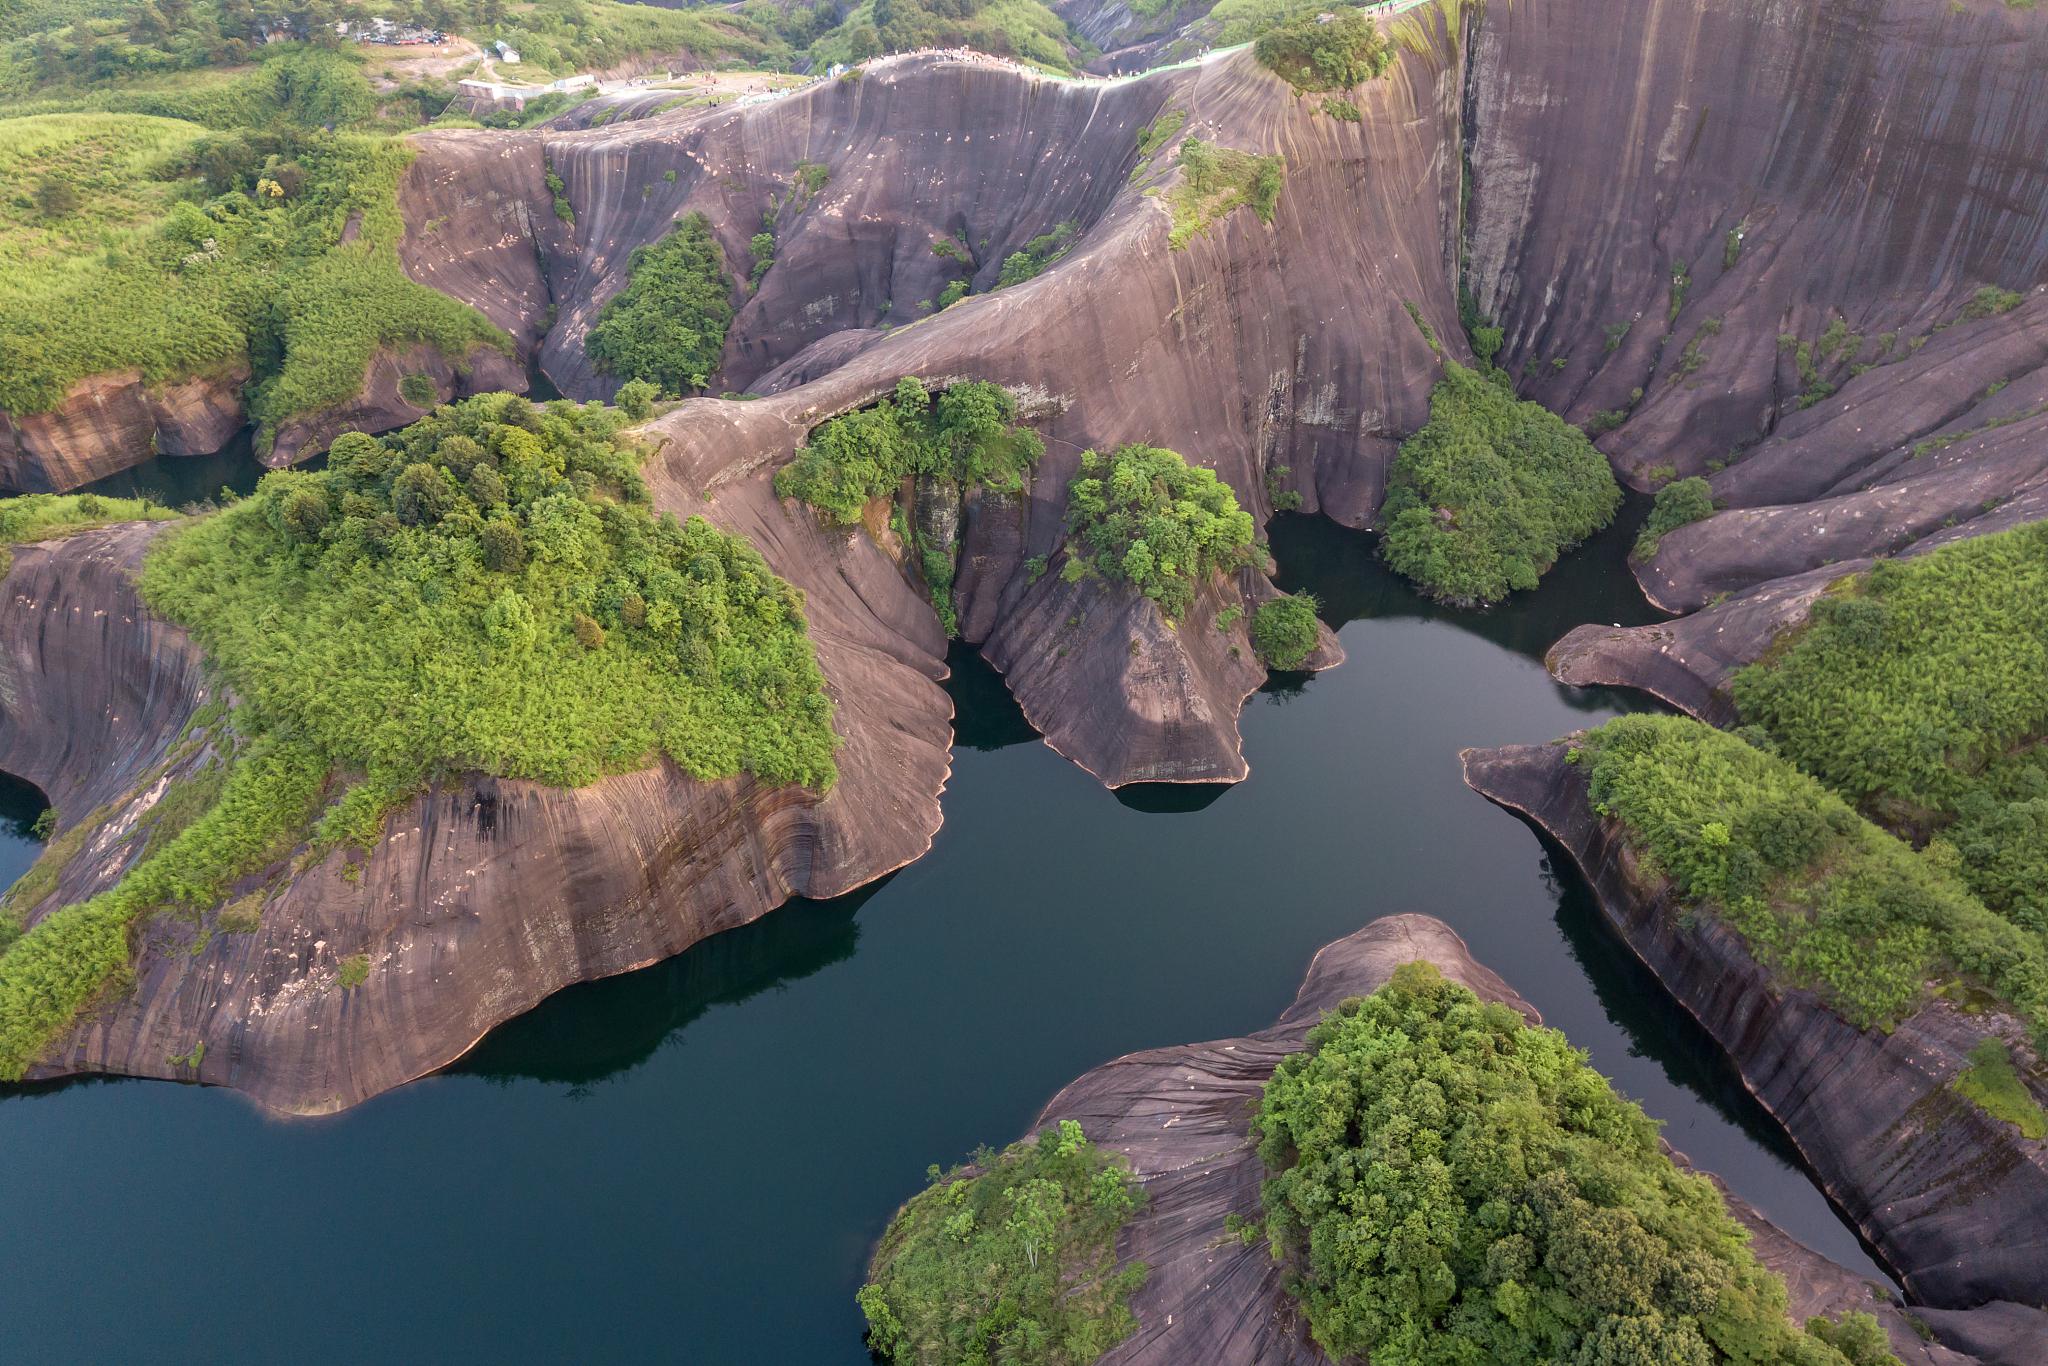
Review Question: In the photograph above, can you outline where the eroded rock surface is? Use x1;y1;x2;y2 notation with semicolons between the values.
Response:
1024;913;1992;1365
1461;744;2048;1322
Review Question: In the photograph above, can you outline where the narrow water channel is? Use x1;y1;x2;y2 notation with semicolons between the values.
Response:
0;508;1885;1363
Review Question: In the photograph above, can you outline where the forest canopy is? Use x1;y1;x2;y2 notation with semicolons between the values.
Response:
0;49;507;438
1254;961;1902;1366
1576;714;2048;1049
1382;361;1621;605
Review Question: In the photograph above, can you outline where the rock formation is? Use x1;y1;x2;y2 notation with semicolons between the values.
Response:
2;507;951;1113
1461;744;2048;1323
1021;913;2009;1365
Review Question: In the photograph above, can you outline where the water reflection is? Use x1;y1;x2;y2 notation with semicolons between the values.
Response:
453;891;877;1089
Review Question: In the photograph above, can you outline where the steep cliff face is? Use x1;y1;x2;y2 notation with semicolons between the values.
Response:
1465;0;2048;607
1461;744;2048;1320
5;514;950;1114
1021;914;1992;1365
0;368;248;494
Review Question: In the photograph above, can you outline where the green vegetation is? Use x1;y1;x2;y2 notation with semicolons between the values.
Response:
0;395;838;1079
1634;475;1715;559
1060;444;1255;619
748;229;774;285
0;77;507;439
1319;95;1360;121
996;219;1076;287
1251;592;1319;668
1382;361;1622;605
585;212;734;398
1255;962;1900;1366
1952;1038;2048;1139
1134;107;1183;160
1166;137;1284;250
145;393;838;795
1957;285;2023;322
802;0;1076;72
0;491;177;577
774;378;1042;527
336;952;369;990
1253;8;1394;93
857;1119;1146;1365
1576;715;2048;1042
0;737;327;1078
477;0;785;81
1730;523;2048;931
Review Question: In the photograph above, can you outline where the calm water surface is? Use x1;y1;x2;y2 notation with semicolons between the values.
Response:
0;509;1885;1363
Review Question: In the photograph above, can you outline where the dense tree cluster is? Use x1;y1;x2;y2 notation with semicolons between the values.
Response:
774;377;1043;525
586;212;735;398
1731;524;2048;938
858;1119;1146;1366
1253;8;1395;94
1255;961;1902;1366
1251;591;1319;668
1382;361;1622;605
1061;444;1255;619
1634;475;1715;560
1577;715;2048;1045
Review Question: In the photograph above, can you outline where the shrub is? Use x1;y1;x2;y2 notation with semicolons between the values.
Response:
996;220;1077;288
774;378;1042;525
1634;476;1715;559
859;1119;1147;1364
397;373;438;408
614;377;658;421
1253;8;1395;93
586;212;734;397
1251;592;1319;668
1382;361;1622;605
1167;138;1285;250
1063;444;1255;619
1255;962;1900;1366
0;118;507;434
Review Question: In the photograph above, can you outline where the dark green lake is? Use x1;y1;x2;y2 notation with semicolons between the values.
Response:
0;509;1886;1363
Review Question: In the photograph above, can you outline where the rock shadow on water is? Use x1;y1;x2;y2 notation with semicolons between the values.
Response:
447;885;882;1091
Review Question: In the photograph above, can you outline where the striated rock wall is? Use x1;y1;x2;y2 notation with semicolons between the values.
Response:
1461;743;2048;1316
1022;913;1990;1364
0;368;249;494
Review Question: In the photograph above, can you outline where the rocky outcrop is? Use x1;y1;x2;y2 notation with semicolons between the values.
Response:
1021;914;1995;1365
4;512;951;1114
1461;743;2048;1320
0;367;249;494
